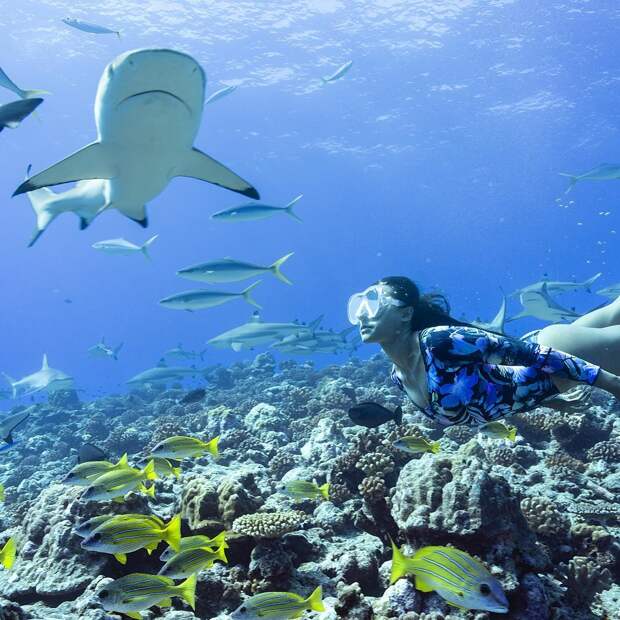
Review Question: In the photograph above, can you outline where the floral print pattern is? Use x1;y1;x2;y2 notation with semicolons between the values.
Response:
391;326;600;427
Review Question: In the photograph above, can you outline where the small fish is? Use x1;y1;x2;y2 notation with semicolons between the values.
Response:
0;538;16;570
478;422;517;442
284;480;330;502
92;235;158;259
211;195;303;223
82;461;158;502
158;543;227;578
63;453;129;486
230;586;324;619
140;456;181;479
392;436;440;455
81;514;181;565
0;66;49;99
321;60;353;84
177;253;294;285
559;163;620;193
74;513;165;538
62;17;121;38
159;531;228;562
150;435;220;460
205;85;237;105
390;541;509;613
0;98;43;133
180;388;206;404
159;281;261;311
98;572;196;617
348;402;402;428
77;443;107;464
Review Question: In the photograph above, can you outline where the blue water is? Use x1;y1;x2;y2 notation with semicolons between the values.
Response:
0;1;617;398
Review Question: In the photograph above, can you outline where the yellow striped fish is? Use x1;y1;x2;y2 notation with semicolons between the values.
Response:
82;460;157;502
478;422;517;442
0;538;16;570
74;513;165;538
390;541;509;613
284;480;330;501
81;514;181;564
158;543;228;578
230;586;324;619
150;435;219;460
62;453;129;486
159;531;228;562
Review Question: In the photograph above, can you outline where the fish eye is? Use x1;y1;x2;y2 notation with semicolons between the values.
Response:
479;583;491;595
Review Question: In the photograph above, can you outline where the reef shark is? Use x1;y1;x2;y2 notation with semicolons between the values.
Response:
508;284;582;323
13;48;259;228
0;410;30;451
208;312;323;351
509;272;602;298
88;337;123;360
2;354;74;398
126;363;199;386
596;283;620;299
472;295;507;334
559;164;620;193
0;98;43;132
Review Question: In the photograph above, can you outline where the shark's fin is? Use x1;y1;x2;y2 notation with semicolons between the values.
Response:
27;228;45;248
128;212;148;228
41;354;49;370
79;217;90;230
13;142;116;196
175;147;259;200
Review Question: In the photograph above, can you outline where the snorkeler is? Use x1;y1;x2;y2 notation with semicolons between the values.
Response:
347;276;620;427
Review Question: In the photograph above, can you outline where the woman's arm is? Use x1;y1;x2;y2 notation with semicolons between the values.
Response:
592;368;620;400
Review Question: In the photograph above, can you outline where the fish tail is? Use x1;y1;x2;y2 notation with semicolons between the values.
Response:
431;441;441;454
558;173;577;194
116;453;129;467
143;483;156;499
205;436;220;459
113;342;124;360
0;537;16;569
21;89;51;99
390;537;412;584
142;459;158;481
393;405;403;426
285;194;303;222
320;77;329;85
318;483;330;501
172;466;182;479
163;514;181;552
141;234;158;260
211;531;228;547
241;281;262;309
177;574;197;610
508;428;517;442
306;585;325;612
270;252;294;285
216;543;228;563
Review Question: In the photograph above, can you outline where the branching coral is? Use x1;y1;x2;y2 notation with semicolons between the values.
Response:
559;556;613;607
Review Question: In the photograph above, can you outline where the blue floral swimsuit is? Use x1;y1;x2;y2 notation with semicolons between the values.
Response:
391;326;600;427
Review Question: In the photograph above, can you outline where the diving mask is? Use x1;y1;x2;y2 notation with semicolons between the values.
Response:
347;285;406;324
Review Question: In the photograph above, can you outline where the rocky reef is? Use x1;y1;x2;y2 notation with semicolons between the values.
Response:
0;352;618;619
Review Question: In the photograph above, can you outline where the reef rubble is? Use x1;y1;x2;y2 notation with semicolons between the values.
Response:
0;352;618;619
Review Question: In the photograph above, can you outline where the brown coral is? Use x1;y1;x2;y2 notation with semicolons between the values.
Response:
358;475;386;503
560;556;613;607
520;496;570;537
586;440;620;463
232;511;308;538
357;451;394;477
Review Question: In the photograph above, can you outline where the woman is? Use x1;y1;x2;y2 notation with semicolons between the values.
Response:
347;276;620;427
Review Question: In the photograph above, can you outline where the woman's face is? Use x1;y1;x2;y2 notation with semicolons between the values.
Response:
351;284;412;344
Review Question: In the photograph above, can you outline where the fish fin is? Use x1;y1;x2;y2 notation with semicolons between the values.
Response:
206;436;220;459
177;573;197;610
142;459;158;481
216;543;228;563
158;598;173;608
211;531;228;547
13;142;116;196
270;252;294;285
241;281;262;309
117;453;128;467
163;514;181;552
393;405;403;426
431;441;441;454
172;466;181;478
414;574;435;593
558;172;577;194
508;428;517;442
128;212;148;228
306;585;325;612
143;483;156;499
141;234;158;260
41;354;48;370
112;496;125;503
231;342;244;352
175;147;259;199
285;194;303;222
389;538;412;584
0;537;16;569
113;553;127;565
125;612;142;619
319;483;330;501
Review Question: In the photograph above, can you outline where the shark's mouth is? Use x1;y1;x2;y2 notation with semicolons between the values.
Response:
118;89;192;114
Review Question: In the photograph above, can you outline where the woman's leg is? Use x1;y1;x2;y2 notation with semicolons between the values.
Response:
571;295;620;328
537;323;620;375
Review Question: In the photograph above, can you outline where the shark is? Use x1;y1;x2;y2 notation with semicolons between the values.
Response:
23;164;106;246
126;363;198;386
509;272;602;298
13;48;259;228
559;164;620;193
0;410;30;451
88;337;123;360
508;284;582;323
207;312;323;352
596;283;620;299
0;98;43;132
472;295;507;334
2;355;74;398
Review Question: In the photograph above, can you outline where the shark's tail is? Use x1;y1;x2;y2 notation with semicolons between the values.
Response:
583;272;603;292
23;164;60;247
270;252;294;285
1;374;16;399
241;281;262;309
141;235;159;260
320;77;329;85
285;195;303;222
20;89;51;100
558;172;578;194
113;342;124;360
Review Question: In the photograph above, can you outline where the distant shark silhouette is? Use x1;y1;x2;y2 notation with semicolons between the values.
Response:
508;283;582;323
14;48;259;229
472;294;507;334
2;354;74;398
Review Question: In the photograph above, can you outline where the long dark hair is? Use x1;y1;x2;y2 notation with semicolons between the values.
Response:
379;276;472;332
